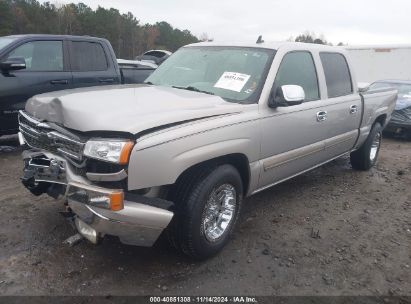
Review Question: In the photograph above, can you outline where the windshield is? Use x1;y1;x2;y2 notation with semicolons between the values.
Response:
369;82;411;98
0;37;17;51
145;46;275;103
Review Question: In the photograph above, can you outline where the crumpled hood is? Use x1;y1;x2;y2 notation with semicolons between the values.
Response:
25;84;242;134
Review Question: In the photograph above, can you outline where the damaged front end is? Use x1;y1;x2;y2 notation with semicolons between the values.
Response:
385;99;411;137
19;110;174;247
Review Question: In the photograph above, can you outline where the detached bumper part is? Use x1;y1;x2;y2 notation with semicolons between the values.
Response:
75;218;98;244
22;150;174;247
68;198;173;246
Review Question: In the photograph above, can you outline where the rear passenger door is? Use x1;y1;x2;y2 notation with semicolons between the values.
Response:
69;40;120;88
318;52;362;159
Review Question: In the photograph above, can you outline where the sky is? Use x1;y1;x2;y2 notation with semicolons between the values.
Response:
56;0;410;45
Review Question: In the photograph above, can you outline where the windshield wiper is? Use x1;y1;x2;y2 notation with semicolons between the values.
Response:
172;85;214;95
144;81;154;85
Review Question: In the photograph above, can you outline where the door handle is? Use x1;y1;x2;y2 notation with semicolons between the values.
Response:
316;111;327;122
350;105;358;114
98;78;115;83
50;79;69;85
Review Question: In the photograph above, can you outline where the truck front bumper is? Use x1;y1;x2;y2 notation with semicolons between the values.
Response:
21;149;174;247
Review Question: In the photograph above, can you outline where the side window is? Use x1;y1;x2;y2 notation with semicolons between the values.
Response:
71;41;108;71
320;53;353;98
7;41;63;71
273;51;320;101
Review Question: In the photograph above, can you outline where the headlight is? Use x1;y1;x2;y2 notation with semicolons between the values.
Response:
84;140;134;164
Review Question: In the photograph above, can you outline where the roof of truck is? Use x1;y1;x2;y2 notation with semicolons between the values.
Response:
185;41;344;52
345;44;411;50
374;79;411;84
4;34;108;41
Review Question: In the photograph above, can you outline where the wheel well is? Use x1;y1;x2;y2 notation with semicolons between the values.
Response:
174;154;251;195
374;114;387;127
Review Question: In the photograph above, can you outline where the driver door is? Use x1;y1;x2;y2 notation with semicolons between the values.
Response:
0;39;72;133
258;51;330;188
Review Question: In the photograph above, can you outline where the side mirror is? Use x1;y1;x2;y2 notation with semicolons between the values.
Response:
0;57;26;71
269;85;305;108
357;82;370;93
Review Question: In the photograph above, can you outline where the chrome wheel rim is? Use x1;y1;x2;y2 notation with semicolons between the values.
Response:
370;132;381;162
202;184;237;242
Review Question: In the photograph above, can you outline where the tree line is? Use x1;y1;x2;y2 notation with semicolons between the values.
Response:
291;31;345;46
0;0;199;59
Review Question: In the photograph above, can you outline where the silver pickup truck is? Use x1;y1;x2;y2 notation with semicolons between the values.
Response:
18;42;397;259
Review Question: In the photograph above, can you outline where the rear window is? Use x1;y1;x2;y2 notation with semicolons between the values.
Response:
320;53;353;98
71;41;108;71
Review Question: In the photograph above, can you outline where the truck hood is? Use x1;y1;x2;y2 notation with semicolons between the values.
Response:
25;84;243;134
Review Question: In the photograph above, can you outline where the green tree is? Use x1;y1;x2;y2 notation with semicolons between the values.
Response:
0;0;199;58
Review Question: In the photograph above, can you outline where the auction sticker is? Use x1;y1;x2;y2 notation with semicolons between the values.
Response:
214;72;250;92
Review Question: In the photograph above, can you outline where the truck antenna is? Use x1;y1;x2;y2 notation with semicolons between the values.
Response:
256;35;264;44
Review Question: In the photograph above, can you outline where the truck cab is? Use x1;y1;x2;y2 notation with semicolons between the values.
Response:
18;42;397;259
0;35;155;136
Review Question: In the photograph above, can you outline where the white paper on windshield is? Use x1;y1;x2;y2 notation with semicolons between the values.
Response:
214;72;251;92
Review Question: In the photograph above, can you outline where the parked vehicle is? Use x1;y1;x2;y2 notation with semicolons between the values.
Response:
0;34;156;136
117;59;157;84
117;58;158;69
18;42;397;259
346;45;411;83
369;80;411;138
136;49;172;65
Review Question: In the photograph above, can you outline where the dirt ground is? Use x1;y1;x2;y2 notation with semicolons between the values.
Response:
0;135;410;296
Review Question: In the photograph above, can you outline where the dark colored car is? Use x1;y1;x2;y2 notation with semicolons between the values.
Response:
0;34;156;136
369;80;411;138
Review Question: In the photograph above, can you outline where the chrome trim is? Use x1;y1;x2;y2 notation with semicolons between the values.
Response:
23;156;67;185
254;151;350;195
48;131;84;146
324;130;358;149
22;150;174;247
263;141;324;171
19;123;41;137
263;130;358;171
201;183;237;242
370;131;381;162
350;105;358;114
57;148;82;161
19;111;85;161
18;110;42;125
86;169;128;182
69;200;173;247
316;111;327;122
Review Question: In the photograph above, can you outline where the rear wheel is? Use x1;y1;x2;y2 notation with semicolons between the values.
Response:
169;164;243;259
350;122;382;170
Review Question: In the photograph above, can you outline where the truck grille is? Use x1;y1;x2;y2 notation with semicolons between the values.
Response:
18;111;85;162
391;107;411;124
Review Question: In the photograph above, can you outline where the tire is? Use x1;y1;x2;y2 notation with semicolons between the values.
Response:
169;164;243;260
350;122;383;170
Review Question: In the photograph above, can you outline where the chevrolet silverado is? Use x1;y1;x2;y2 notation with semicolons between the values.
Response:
18;42;397;259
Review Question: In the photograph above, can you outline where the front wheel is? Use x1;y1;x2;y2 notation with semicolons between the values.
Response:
169;164;243;259
350;122;383;170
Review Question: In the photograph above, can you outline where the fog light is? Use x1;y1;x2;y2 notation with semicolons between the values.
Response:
87;191;124;211
75;217;98;244
68;182;124;211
